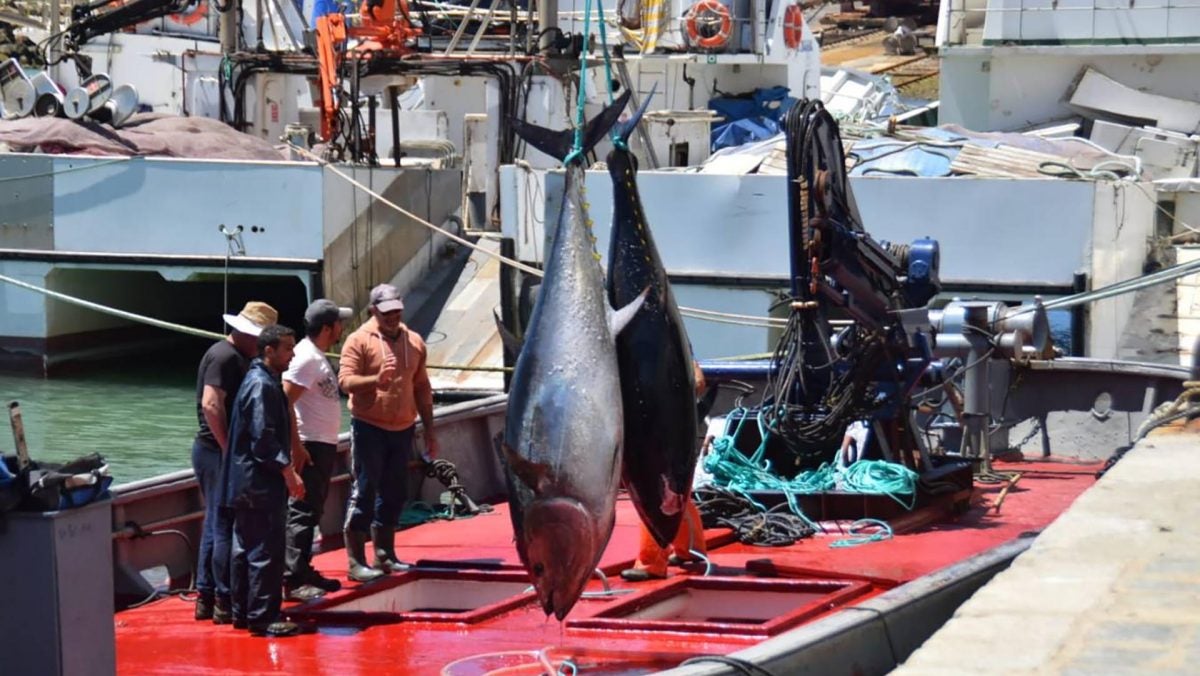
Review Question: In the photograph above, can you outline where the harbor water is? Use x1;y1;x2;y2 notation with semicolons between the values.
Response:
0;349;354;483
0;356;198;482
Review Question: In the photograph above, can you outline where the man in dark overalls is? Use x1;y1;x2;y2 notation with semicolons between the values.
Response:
220;324;306;637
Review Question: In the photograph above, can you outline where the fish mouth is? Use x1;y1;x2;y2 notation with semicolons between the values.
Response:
523;497;597;620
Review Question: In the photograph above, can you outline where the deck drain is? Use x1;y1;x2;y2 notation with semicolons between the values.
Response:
288;569;533;625
567;576;871;637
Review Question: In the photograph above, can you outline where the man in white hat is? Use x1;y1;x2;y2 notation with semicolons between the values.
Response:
337;283;439;582
192;301;278;623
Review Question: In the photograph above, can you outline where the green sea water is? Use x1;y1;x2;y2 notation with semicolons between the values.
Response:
0;357;199;483
0;351;353;484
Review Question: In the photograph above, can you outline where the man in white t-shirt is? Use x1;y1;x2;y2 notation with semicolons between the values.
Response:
282;299;352;601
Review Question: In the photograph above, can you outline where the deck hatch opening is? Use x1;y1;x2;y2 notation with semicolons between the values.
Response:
567;576;872;637
287;569;534;625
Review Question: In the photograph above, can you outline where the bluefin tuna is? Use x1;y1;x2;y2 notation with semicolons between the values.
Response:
497;90;644;620
605;91;701;548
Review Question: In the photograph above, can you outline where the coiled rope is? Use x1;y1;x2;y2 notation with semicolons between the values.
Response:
694;410;919;546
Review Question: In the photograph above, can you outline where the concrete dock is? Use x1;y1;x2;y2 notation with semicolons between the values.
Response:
894;425;1200;675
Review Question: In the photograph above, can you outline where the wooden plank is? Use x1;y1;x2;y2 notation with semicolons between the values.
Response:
949;143;1070;179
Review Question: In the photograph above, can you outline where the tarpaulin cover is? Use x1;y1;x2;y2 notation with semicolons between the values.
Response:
709;86;797;151
0;113;288;160
847;125;1124;178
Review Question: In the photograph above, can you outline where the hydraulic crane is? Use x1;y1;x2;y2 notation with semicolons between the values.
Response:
706;100;1051;476
313;0;421;143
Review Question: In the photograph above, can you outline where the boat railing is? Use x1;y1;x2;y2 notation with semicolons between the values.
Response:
109;393;508;607
937;0;1200;48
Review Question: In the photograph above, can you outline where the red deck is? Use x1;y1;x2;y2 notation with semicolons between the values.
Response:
115;458;1101;674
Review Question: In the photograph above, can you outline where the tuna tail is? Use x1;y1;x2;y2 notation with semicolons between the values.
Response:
696;382;720;424
512;89;633;164
612;84;657;146
493;308;524;361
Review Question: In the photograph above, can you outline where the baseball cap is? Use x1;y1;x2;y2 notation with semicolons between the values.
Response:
222;301;278;337
369;284;405;313
304;298;353;329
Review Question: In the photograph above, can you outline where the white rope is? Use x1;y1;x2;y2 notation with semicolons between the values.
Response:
0;272;517;371
289;142;786;328
292;144;546;276
0;272;225;341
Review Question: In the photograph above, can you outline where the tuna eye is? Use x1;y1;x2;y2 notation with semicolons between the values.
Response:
533;563;545;577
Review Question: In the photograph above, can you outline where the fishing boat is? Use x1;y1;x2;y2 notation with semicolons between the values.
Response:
1;0;1199;672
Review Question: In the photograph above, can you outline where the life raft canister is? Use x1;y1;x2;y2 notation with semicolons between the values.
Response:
171;0;209;26
685;0;733;51
783;3;804;50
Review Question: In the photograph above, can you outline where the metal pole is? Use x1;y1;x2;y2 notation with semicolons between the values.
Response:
368;94;378;165
390;87;401;167
255;0;265;50
1071;272;1087;356
49;0;61;82
499;238;518;392
537;0;559;54
8;402;31;471
220;0;239;54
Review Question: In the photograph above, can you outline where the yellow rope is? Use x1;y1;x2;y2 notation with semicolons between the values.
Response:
619;0;666;53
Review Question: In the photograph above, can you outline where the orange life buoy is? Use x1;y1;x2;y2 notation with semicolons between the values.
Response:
783;4;804;50
170;0;209;26
685;0;733;51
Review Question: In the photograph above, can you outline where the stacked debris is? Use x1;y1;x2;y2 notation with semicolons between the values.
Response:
1067;67;1200;181
0;21;44;69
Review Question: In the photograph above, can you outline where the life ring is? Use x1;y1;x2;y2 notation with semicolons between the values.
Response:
170;0;209;26
783;4;804;50
685;0;733;51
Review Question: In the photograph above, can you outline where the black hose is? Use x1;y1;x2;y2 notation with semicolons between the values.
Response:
679;655;777;676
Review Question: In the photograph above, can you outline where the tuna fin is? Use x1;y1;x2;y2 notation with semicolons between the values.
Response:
493;308;524;360
696;382;720;423
660;476;684;516
610;286;649;336
512;89;633;164
501;440;551;495
613;84;657;146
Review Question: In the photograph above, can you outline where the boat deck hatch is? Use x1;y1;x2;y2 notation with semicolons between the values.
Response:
567;576;872;637
287;569;533;625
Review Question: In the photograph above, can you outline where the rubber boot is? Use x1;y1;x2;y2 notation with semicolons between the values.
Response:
344;530;384;583
371;525;410;573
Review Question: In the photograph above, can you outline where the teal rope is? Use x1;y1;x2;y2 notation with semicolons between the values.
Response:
398;501;452;527
564;0;595;166
703;414;922;533
829;518;894;548
592;0;628;151
839;460;919;510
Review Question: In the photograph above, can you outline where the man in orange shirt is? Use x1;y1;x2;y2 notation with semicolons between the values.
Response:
338;283;439;582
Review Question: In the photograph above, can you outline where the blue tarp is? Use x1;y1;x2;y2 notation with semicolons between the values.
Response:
310;0;348;23
847;138;961;178
709;86;798;152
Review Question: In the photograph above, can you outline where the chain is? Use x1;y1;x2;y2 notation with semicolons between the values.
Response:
1014;418;1042;450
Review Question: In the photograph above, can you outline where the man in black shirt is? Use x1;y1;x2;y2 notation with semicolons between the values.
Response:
192;301;278;622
